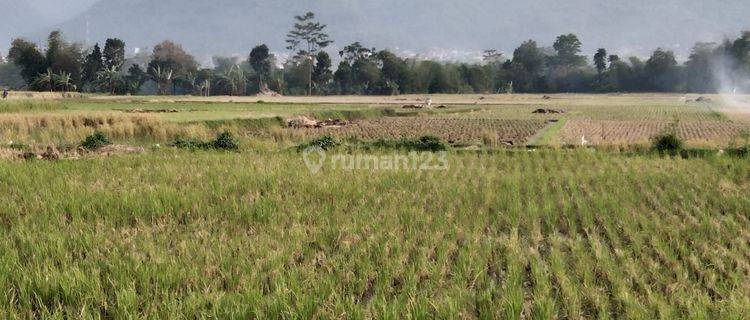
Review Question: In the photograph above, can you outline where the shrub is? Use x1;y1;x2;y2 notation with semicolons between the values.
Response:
169;137;204;149
296;135;446;153
726;146;749;158
651;133;683;155
406;136;447;152
372;136;448;152
297;136;339;151
81;132;110;150
382;108;397;117
736;130;750;158
210;131;239;150
169;131;239;151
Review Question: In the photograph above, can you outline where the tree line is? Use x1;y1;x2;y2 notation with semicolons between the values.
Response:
2;12;750;95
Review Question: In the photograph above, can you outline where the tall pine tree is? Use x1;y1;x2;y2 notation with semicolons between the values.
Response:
82;43;104;86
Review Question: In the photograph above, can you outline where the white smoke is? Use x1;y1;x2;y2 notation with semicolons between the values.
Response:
712;55;750;111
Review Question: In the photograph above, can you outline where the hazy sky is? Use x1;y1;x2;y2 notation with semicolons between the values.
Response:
27;0;98;23
3;0;750;62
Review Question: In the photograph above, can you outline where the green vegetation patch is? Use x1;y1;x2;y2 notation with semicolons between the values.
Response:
370;135;448;152
297;135;448;152
525;119;567;146
169;131;239;151
0;100;68;113
311;109;386;121
201;117;285;131
81;132;111;150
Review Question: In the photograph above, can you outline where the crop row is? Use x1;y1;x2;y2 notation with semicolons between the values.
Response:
440;104;727;122
299;118;548;145
559;120;750;146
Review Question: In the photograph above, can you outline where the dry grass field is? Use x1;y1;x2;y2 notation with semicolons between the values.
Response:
2;92;749;148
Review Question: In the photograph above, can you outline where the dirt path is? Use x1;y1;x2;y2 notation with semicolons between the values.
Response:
525;119;568;146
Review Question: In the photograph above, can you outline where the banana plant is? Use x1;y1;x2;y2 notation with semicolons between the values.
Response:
34;69;55;91
96;66;122;94
195;79;211;97
216;65;247;96
53;71;77;93
126;80;142;95
149;66;174;95
179;72;199;95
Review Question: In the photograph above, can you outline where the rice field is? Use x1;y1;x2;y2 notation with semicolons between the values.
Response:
1;150;749;318
0;93;749;318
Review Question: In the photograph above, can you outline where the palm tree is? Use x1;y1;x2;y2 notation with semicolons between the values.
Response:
34;69;55;92
53;71;77;93
96;66;121;94
149;66;173;95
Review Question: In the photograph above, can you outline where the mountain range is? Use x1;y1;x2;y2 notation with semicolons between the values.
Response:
3;0;750;62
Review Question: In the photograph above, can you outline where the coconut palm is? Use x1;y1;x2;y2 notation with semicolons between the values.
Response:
149;66;174;95
53;71;77;93
96;66;122;94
